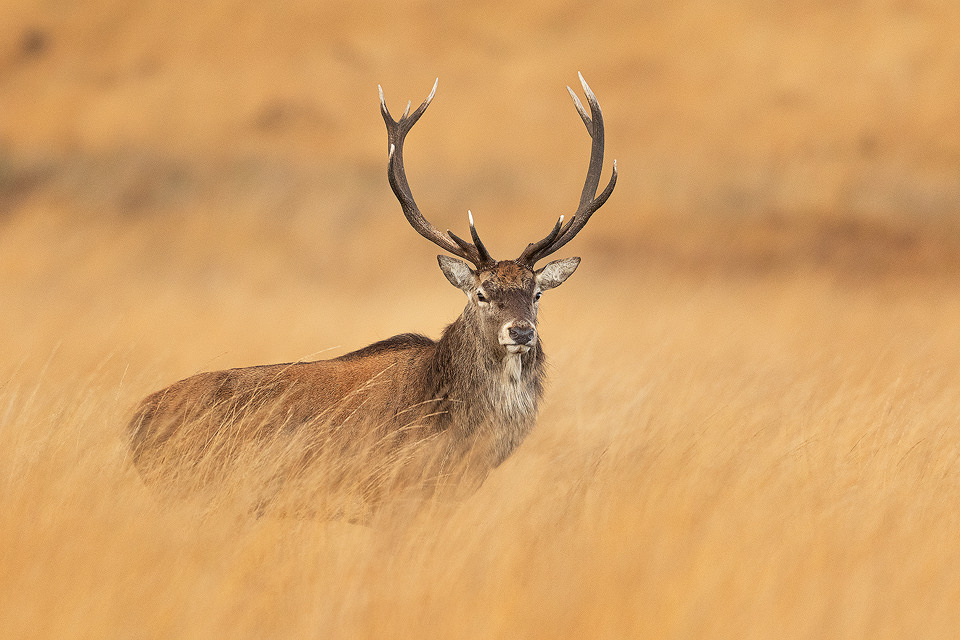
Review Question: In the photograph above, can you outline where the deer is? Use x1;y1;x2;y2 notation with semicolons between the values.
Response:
127;74;617;518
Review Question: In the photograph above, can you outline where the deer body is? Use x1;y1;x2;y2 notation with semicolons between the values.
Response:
128;75;616;511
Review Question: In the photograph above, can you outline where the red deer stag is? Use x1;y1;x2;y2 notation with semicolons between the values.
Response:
128;74;617;515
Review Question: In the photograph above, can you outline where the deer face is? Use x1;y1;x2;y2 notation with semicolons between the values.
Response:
438;256;580;355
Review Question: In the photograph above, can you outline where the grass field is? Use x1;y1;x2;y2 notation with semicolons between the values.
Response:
3;1;960;638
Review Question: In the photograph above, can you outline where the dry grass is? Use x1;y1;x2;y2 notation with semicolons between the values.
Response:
4;265;960;639
3;0;960;638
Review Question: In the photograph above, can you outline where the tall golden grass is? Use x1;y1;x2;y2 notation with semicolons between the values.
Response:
4;229;960;638
3;0;960;637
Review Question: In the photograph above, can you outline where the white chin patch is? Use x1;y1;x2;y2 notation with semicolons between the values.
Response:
502;352;523;384
505;344;531;354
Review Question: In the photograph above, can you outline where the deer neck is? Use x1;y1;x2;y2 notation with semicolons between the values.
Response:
424;315;545;470
433;315;544;412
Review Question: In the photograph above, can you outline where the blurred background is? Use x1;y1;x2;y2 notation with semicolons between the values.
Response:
2;0;959;371
5;4;960;637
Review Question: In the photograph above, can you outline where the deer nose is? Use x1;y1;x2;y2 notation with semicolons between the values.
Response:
508;325;535;345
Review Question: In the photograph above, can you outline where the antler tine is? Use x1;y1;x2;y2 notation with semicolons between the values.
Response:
381;80;494;267
379;79;437;139
517;215;564;264
447;212;493;263
467;210;493;264
567;85;591;132
537;158;617;258
574;72;606;211
518;73;617;266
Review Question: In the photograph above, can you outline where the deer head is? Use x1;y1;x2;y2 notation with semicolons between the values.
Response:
379;74;617;357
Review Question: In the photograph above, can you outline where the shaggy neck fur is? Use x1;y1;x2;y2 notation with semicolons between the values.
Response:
428;313;545;467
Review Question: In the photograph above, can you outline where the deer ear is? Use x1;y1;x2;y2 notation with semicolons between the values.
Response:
535;257;580;290
437;255;476;292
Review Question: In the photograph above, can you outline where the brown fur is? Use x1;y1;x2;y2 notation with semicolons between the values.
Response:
128;260;550;514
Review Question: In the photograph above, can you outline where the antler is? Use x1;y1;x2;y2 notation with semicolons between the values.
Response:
518;73;618;267
380;80;495;268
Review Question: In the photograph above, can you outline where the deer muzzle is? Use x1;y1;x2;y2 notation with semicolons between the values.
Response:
500;322;536;354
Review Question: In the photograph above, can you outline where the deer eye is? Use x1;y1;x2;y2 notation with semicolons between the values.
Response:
535;291;542;301
476;291;487;303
